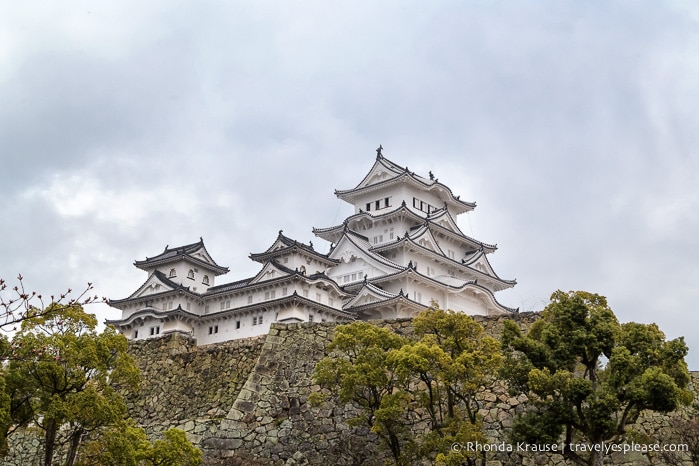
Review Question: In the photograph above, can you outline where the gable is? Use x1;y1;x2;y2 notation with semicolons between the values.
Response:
354;158;404;190
342;283;395;309
329;234;401;275
248;261;294;285
128;272;178;300
408;226;445;255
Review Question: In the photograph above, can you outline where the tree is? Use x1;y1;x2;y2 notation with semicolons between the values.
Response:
77;422;203;466
390;308;502;466
501;290;693;466
312;321;414;465
0;275;100;331
4;303;140;466
313;308;502;466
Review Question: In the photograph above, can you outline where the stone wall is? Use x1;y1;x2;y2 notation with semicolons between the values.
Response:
6;314;698;465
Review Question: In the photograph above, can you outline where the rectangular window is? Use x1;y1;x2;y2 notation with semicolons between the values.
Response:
220;301;225;310
134;330;138;339
366;202;371;211
270;290;276;299
204;305;209;313
379;234;383;242
265;291;270;300
236;320;241;329
309;314;314;322
344;275;349;283
351;273;357;281
316;293;321;303
303;290;308;298
259;315;263;324
384;197;390;208
214;325;219;333
329;298;334;306
282;287;288;296
208;326;213;335
375;200;381;210
389;232;394;240
248;295;253;304
253;316;258;325
413;197;419;208
373;236;378;244
186;302;191;310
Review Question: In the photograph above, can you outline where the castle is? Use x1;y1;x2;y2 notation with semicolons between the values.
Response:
107;148;517;343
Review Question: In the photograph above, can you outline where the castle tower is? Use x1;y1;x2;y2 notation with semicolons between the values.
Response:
314;149;516;319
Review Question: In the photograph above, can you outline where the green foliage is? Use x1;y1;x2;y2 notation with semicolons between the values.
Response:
502;290;693;466
77;419;151;466
314;321;412;464
314;308;502;465
3;303;140;465
78;422;202;466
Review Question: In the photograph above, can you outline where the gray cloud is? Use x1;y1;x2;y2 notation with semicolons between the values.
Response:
1;1;698;367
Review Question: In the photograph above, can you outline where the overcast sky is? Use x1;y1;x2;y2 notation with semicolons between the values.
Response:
1;1;698;368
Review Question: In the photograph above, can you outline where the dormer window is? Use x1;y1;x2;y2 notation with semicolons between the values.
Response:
169;269;177;278
187;269;195;280
202;275;209;285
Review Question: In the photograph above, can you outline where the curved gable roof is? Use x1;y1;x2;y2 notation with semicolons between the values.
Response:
134;238;229;275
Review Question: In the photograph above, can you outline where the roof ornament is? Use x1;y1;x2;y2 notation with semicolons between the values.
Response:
376;144;383;159
364;274;368;282
278;229;283;236
309;240;313;249
429;171;434;180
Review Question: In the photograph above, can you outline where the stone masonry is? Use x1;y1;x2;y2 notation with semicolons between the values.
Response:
6;313;698;465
